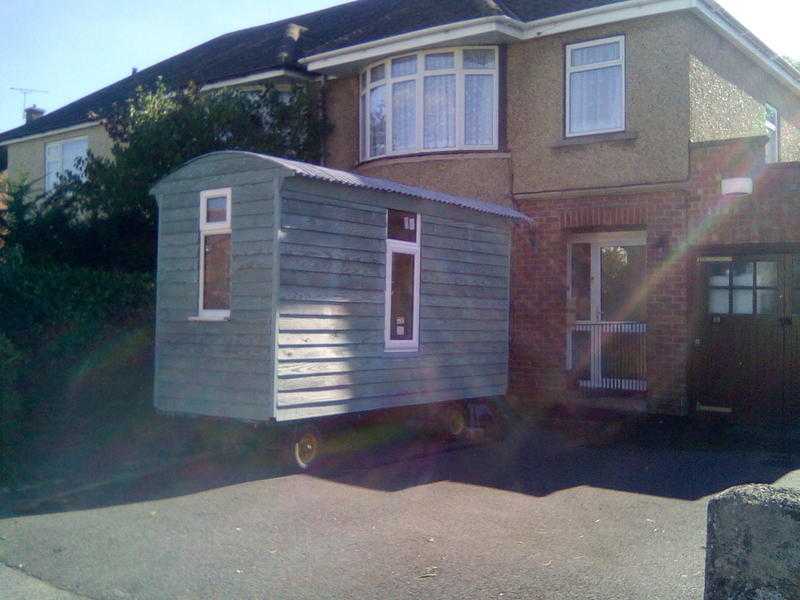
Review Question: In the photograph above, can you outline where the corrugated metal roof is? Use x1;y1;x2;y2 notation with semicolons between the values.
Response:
234;152;531;222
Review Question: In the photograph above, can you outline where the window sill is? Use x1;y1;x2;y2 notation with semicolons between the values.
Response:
188;315;230;322
358;149;507;168
384;346;420;354
551;131;638;149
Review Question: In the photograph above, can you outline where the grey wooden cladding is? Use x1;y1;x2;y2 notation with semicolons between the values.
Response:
275;177;512;420
153;152;515;424
153;154;278;421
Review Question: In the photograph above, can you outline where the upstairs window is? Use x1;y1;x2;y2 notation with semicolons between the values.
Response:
45;137;88;192
566;36;625;137
198;188;232;320
360;47;499;161
765;103;779;163
385;209;420;351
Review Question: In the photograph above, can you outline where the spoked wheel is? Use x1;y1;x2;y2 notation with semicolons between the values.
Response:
291;426;323;471
443;404;468;439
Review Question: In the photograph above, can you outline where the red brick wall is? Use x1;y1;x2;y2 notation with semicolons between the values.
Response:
509;191;691;415
509;137;800;417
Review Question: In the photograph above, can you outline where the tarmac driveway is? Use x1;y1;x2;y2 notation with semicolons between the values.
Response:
2;417;799;600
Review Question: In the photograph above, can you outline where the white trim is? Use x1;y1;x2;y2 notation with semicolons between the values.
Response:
692;0;800;95
0;121;100;147
303;17;521;72
384;212;421;352
360;47;499;161
197;188;232;320
765;103;779;164
199;69;311;91
300;0;800;94
565;36;626;138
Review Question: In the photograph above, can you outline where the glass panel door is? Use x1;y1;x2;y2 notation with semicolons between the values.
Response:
568;233;647;392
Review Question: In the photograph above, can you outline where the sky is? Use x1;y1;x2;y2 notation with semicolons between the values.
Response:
1;0;798;134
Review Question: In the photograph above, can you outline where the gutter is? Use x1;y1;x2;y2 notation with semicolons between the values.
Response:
0;120;101;147
300;0;800;94
199;68;312;92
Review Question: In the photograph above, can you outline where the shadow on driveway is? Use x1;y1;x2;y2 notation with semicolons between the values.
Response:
5;410;799;519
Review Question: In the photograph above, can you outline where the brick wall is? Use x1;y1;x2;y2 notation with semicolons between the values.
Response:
509;190;691;415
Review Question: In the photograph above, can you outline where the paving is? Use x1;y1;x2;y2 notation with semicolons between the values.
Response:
1;416;798;600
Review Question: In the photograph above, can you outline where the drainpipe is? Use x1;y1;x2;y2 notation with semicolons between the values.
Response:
318;75;328;166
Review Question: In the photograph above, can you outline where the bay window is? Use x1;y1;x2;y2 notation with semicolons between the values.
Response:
566;36;625;137
360;47;499;160
198;188;232;320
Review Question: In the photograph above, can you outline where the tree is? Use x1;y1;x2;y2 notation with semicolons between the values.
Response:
2;80;329;272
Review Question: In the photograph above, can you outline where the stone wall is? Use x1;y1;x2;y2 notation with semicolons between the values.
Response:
705;484;800;600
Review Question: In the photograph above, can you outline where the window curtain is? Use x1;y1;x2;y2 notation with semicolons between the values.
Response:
423;74;456;149
569;65;623;134
370;84;387;157
392;80;416;151
465;74;493;145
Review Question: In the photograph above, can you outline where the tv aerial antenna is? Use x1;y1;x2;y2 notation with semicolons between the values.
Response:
10;87;49;118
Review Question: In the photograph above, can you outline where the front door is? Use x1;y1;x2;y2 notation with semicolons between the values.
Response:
568;232;648;393
691;253;800;422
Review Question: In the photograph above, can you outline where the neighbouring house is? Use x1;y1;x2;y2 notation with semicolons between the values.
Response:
3;0;800;423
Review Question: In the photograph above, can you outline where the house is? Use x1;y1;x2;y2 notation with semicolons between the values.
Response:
150;151;525;445
3;0;800;422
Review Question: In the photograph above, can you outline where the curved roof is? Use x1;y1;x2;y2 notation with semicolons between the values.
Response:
154;151;532;222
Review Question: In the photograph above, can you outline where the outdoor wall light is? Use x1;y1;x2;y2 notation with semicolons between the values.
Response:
721;177;753;197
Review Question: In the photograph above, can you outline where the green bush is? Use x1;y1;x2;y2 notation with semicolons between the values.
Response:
0;248;154;353
0;333;24;481
0;250;154;459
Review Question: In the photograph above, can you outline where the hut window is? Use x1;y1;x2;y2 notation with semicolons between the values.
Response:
198;188;232;320
385;210;420;351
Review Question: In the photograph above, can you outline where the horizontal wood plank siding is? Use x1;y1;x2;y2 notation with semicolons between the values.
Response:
153;156;279;421
275;178;511;421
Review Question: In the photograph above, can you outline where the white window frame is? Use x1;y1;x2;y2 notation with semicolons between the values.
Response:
765;103;780;163
384;213;421;352
565;36;626;138
360;46;499;162
44;136;88;192
197;188;232;321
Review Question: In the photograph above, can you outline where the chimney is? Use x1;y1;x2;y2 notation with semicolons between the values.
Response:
24;105;45;123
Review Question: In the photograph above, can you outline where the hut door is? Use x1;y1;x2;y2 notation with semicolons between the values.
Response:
693;255;799;422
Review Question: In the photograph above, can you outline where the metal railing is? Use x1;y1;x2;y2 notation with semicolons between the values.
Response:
569;321;647;392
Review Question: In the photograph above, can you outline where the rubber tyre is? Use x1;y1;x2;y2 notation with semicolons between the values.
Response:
290;426;323;471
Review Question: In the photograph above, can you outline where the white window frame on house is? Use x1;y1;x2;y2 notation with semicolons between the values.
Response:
360;46;499;162
44;136;88;192
565;36;626;138
196;188;232;321
765;103;780;163
384;212;421;352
